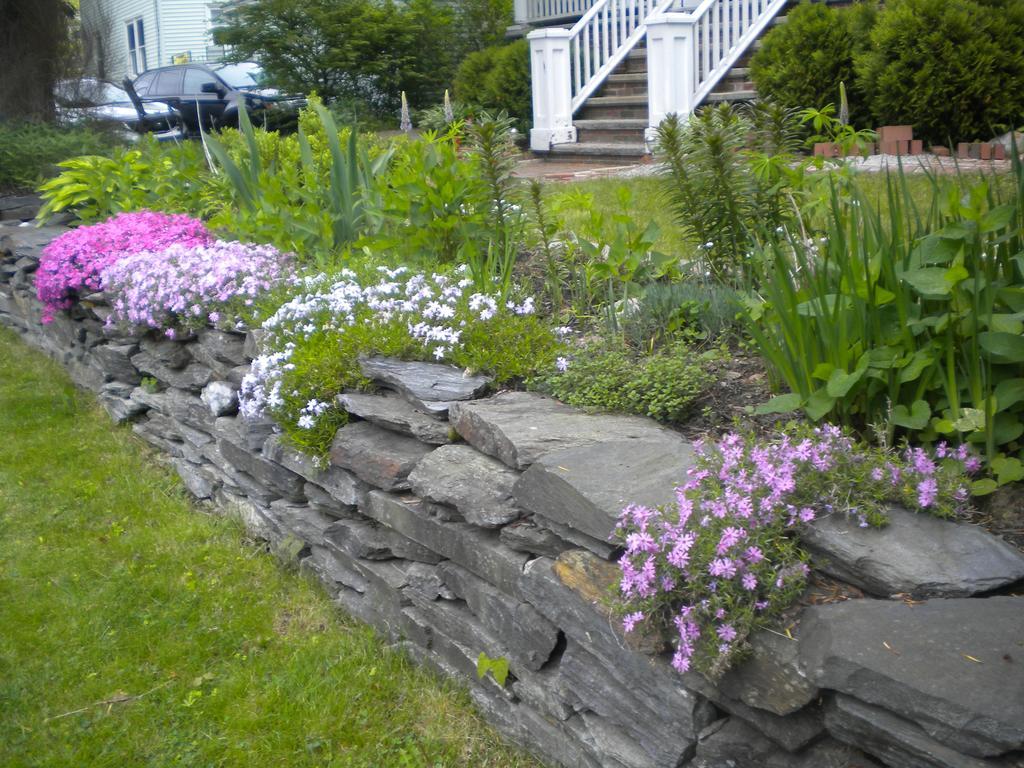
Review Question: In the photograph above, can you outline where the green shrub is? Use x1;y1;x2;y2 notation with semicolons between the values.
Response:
855;0;1024;144
750;2;877;128
0;121;124;192
541;342;711;423
454;39;531;130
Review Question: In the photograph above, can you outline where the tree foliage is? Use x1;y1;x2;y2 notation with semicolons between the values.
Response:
214;0;456;113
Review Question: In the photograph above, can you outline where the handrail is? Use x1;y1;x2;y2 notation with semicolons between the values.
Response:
665;0;788;108
567;0;675;113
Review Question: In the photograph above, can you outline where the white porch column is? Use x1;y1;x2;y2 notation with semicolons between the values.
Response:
645;13;697;145
528;28;577;151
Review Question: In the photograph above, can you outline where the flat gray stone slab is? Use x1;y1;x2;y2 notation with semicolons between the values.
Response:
329;421;433;491
716;631;818;717
439;561;559;671
408;444;521;528
798;596;1024;756
514;434;695;543
801;506;1024;598
824;695;993;768
358;355;491;415
450;391;674;470
338;391;451;445
364;491;529;597
264;435;368;508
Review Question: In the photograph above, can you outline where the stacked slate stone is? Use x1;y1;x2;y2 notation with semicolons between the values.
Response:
2;223;1023;768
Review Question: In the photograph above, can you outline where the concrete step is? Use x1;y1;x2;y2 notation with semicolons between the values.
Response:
704;89;757;103
545;141;650;163
575;118;648;143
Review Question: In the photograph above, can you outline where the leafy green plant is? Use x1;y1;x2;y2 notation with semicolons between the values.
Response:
800;99;877;157
654;105;803;288
540;341;712;424
621;281;739;348
374;128;486;265
204;102;393;261
37;138;210;224
476;652;509;686
463;112;522;298
745;155;1024;492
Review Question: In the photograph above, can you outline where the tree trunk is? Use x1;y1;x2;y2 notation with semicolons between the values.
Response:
0;0;73;122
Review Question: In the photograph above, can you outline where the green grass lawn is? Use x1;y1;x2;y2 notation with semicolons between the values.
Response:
0;327;541;768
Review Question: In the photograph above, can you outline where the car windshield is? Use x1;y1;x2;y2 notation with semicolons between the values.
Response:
214;63;264;89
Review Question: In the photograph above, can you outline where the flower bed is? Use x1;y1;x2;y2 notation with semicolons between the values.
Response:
614;425;977;678
241;266;558;456
102;240;293;336
36;211;212;322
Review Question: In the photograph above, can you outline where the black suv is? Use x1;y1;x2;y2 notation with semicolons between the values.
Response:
128;64;273;133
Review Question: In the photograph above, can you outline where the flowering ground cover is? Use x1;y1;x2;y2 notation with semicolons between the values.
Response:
0;327;540;768
242;266;558;456
36;211;212;322
613;425;978;678
102;240;293;336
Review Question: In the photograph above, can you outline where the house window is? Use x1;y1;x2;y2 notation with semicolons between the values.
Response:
126;17;147;76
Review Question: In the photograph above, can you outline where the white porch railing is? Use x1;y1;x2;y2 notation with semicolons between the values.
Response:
647;0;788;139
516;0;598;24
528;0;788;151
528;0;671;150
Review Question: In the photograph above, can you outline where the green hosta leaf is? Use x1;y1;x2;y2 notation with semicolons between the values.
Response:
755;393;803;415
995;378;1024;410
804;389;837;421
971;478;998;496
891;400;930;430
897;350;934;384
826;367;866;398
979;332;1024;363
913;234;961;265
989;314;1024;335
944;264;970;287
811;363;834;382
991;456;1024;484
979;204;1015;234
953;408;987;433
901;267;951;297
992;413;1024;445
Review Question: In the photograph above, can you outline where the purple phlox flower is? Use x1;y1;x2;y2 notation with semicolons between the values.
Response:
622;611;645;633
708;558;736;578
916;477;938;508
743;546;764;564
716;623;737;642
716;526;746;554
741;572;758;591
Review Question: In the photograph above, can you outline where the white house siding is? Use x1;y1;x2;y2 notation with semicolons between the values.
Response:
80;0;227;81
159;0;224;66
81;0;156;82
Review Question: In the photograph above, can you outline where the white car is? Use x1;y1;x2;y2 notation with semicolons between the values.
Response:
56;78;178;134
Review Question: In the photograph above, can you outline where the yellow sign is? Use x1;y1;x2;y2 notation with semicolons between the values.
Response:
171;52;191;64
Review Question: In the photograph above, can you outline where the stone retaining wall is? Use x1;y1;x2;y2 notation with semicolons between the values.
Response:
2;223;1022;768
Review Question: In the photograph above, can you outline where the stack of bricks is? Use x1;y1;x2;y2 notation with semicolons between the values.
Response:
877;125;924;156
956;141;1008;161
